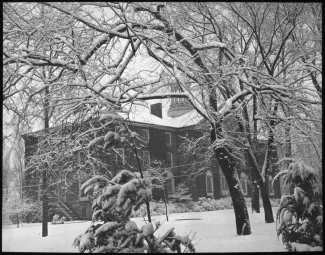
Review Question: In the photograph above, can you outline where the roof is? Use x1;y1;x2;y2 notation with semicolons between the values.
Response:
22;99;203;139
120;99;203;128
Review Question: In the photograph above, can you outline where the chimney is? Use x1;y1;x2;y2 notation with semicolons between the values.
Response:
150;103;162;118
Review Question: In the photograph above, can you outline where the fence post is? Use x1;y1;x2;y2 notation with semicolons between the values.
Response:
17;214;19;228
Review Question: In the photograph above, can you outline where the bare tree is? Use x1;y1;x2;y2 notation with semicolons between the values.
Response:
3;2;321;236
2;133;37;227
105;2;321;229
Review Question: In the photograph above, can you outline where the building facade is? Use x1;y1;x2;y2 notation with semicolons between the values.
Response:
23;98;281;221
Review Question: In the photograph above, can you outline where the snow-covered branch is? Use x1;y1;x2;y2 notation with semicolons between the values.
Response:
191;42;227;50
121;92;190;103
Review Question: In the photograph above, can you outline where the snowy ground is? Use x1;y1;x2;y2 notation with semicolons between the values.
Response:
2;208;285;252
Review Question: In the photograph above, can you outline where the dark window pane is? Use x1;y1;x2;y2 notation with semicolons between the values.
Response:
143;151;150;167
167;179;173;194
166;153;173;167
81;207;86;217
165;132;171;145
206;176;213;192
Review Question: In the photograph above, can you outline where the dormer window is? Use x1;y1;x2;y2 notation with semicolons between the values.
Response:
172;97;187;104
168;86;192;118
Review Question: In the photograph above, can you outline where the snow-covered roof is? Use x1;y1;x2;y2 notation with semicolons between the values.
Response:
120;99;203;128
23;99;203;139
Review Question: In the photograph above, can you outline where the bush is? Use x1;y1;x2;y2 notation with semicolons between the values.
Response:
72;170;196;253
131;196;280;218
244;197;280;208
274;161;323;251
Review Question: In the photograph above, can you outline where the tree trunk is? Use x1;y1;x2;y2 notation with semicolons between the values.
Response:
251;94;260;213
235;101;273;222
251;170;260;213
163;191;169;222
42;85;50;237
259;181;274;222
211;127;251;235
251;172;274;223
246;146;274;223
260;131;276;222
42;169;48;237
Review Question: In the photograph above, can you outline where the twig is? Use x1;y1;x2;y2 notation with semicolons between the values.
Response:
183;232;197;253
142;215;147;224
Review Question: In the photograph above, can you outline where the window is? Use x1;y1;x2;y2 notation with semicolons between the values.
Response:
268;176;274;195
206;170;214;197
61;187;67;203
143;150;150;168
206;176;213;192
142;129;149;143
115;125;119;133
79;174;88;201
280;175;289;195
174;97;187;104
79;181;87;198
220;172;229;196
78;172;89;201
115;148;125;165
236;154;246;169
180;98;186;103
166;172;175;194
165;132;172;145
81;206;87;218
166;152;173;167
240;172;248;195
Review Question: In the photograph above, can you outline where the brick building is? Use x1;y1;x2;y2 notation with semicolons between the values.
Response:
22;97;281;221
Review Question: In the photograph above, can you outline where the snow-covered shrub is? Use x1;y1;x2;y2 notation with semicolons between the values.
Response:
274;161;323;251
173;183;193;203
72;170;196;253
196;197;232;211
244;197;280;208
132;197;280;217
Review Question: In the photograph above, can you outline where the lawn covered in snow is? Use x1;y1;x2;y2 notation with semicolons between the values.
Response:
2;208;285;252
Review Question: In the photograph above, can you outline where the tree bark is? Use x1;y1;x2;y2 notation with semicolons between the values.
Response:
251;94;260;213
251;170;260;213
42;169;48;236
246;145;274;223
260;180;274;222
282;104;293;195
211;127;251;235
42;85;49;237
235;103;273;222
